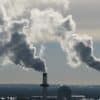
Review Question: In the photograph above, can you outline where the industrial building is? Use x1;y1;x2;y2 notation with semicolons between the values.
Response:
0;73;100;100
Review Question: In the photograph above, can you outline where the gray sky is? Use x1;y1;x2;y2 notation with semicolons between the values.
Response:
70;0;100;39
0;0;100;85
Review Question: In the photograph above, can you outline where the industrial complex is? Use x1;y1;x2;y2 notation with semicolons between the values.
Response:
0;73;100;100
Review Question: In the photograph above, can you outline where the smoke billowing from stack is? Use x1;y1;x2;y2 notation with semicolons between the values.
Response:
0;22;46;72
59;18;100;71
0;0;100;71
0;0;69;72
74;36;100;71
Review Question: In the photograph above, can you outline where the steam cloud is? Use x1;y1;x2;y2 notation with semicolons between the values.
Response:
59;19;100;71
73;36;100;71
0;0;69;72
0;25;46;72
0;0;100;72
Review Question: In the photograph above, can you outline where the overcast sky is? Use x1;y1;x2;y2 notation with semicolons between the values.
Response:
0;0;100;85
70;0;100;39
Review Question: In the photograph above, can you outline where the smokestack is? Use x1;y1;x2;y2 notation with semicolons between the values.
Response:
40;72;49;100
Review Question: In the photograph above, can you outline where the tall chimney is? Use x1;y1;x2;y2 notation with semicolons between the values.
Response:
40;72;49;100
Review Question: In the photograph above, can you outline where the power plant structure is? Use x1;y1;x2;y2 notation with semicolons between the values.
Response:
0;72;100;99
40;72;49;100
40;72;72;100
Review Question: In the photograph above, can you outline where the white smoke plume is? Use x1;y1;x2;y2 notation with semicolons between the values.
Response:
0;0;100;72
58;17;100;71
0;0;69;72
73;36;100;70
